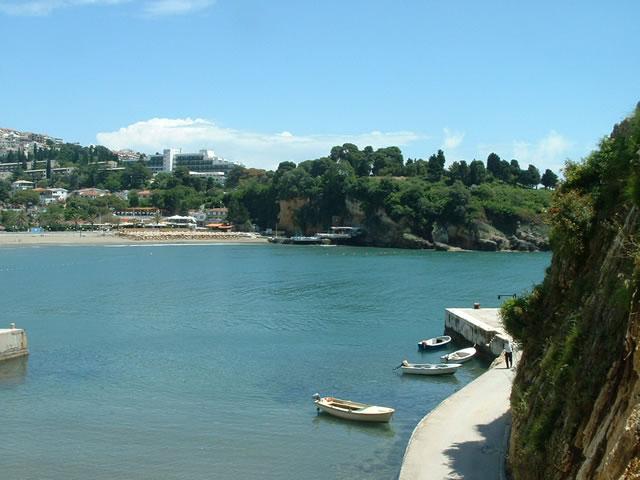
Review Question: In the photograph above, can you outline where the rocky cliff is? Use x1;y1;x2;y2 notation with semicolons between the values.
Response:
502;105;640;479
277;198;549;251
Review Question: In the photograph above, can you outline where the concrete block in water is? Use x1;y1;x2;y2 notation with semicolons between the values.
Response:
444;308;511;356
0;324;29;361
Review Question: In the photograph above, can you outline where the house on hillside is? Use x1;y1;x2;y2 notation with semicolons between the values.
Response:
40;188;68;204
11;180;34;191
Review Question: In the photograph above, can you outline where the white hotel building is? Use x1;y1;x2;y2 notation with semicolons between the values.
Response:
145;149;240;183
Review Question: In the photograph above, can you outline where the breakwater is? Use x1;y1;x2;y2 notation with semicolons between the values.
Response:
116;229;266;242
0;324;29;361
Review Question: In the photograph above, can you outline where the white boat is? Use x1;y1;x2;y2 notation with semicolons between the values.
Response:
312;394;395;423
418;335;452;350
441;346;477;363
400;361;463;375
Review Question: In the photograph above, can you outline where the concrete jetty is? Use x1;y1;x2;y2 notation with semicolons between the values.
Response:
399;307;515;480
445;307;511;356
0;324;29;361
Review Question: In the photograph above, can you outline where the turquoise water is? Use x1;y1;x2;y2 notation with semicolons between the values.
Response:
0;245;549;479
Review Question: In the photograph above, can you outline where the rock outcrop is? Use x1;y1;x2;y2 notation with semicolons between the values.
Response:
276;199;550;251
502;104;640;479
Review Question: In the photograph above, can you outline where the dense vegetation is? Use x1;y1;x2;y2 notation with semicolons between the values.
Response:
1;140;556;246
224;146;553;243
501;104;640;479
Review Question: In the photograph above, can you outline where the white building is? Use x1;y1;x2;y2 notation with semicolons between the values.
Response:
11;180;34;191
40;188;68;204
146;148;240;182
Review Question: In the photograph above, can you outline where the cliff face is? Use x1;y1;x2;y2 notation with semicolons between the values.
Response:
503;105;640;479
277;198;549;250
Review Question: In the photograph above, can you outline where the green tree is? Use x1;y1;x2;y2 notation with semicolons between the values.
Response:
1;209;30;231
0;179;11;202
468;160;487;185
427;150;446;181
121;162;151;190
487;153;502;178
541;169;559;189
12;189;40;207
448;161;469;184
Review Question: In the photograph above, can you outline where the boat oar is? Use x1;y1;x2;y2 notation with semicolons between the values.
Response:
393;361;407;370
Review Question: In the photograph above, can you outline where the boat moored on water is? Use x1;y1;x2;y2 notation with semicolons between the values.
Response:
418;335;451;350
441;346;477;363
399;361;463;375
312;394;395;423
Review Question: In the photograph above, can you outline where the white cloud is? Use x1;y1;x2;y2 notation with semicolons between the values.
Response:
143;0;215;16
0;0;126;15
96;117;423;170
442;128;464;150
512;131;572;172
477;130;572;172
0;0;215;15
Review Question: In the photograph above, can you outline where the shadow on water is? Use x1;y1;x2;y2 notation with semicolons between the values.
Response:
397;372;461;385
0;356;29;386
311;413;396;439
443;411;511;480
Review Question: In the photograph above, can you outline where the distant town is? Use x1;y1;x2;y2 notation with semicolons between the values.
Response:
0;127;242;233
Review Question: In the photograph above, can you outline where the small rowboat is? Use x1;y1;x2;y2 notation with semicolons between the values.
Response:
312;394;395;423
441;346;477;363
400;361;462;375
418;335;451;350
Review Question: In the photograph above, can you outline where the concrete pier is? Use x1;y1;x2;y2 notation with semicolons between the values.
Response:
445;307;510;356
0;324;29;361
399;307;516;479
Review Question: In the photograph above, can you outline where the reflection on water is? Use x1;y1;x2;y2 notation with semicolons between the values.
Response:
0;355;28;386
311;412;396;439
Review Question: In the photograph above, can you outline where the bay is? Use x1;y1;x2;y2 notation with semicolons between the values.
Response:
0;245;549;479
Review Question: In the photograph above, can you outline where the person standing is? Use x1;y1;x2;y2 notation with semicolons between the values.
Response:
504;341;513;368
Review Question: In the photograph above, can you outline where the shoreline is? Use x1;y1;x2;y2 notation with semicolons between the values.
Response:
0;230;269;247
0;231;550;252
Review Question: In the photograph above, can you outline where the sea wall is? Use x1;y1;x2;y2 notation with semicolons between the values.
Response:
444;308;510;356
0;325;29;361
399;307;515;479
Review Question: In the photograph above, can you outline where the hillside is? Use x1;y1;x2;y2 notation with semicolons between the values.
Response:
501;104;640;478
228;148;554;250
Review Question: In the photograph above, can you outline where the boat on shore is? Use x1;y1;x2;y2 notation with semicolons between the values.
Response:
312;394;395;423
267;235;325;245
441;346;477;363
315;226;362;244
418;335;451;350
399;361;462;375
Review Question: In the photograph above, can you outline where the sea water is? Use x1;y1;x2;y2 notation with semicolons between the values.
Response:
0;245;549;479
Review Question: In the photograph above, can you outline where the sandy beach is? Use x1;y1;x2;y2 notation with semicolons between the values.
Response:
0;230;269;247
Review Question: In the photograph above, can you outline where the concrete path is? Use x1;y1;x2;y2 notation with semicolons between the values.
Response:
398;363;515;480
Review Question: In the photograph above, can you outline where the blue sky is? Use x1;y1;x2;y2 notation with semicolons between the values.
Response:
1;0;639;171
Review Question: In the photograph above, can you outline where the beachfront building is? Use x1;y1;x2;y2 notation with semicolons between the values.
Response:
146;148;240;183
188;208;228;227
165;215;197;229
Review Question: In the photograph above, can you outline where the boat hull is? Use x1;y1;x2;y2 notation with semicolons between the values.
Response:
314;398;394;423
401;363;462;375
441;347;477;363
418;335;452;350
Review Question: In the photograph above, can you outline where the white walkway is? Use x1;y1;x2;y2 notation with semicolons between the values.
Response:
398;362;515;480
